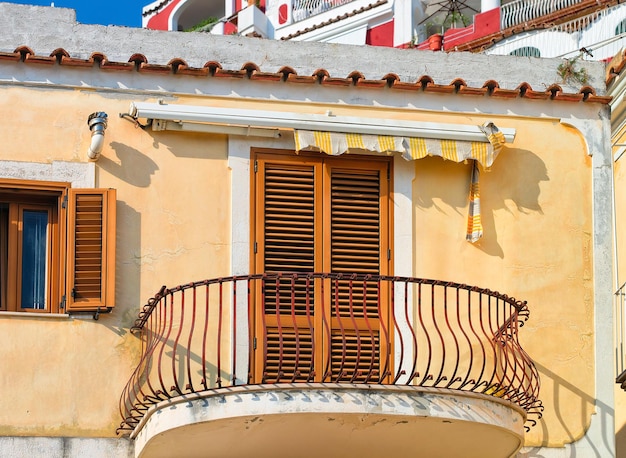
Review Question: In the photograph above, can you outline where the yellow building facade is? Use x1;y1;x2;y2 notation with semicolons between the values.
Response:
0;3;617;457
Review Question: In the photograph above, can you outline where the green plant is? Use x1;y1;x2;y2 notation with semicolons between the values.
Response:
184;16;219;32
425;11;470;37
557;55;588;85
443;11;470;29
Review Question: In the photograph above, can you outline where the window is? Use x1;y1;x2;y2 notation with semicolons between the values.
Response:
251;150;392;383
509;46;541;58
616;19;626;36
0;179;116;314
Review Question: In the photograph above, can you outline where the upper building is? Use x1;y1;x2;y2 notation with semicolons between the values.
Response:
0;2;619;457
143;0;626;61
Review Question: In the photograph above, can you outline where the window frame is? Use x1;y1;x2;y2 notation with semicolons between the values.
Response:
0;178;116;315
0;180;66;314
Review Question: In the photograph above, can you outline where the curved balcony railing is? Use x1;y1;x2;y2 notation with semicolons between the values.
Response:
117;273;543;434
500;0;583;30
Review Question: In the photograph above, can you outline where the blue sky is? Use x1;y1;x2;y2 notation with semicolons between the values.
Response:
3;1;146;27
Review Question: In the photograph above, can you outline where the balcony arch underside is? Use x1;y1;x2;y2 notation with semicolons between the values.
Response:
133;384;525;458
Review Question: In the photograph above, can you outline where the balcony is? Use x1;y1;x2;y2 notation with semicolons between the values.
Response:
499;0;584;30
429;0;618;54
118;273;542;457
292;0;359;22
486;2;626;60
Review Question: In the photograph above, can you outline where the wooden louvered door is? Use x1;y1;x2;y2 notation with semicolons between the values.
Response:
326;163;390;383
252;151;391;384
254;155;321;383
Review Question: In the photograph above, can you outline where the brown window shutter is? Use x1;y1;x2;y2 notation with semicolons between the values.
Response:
65;188;116;312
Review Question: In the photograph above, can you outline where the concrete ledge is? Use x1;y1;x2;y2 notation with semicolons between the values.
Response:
134;384;526;458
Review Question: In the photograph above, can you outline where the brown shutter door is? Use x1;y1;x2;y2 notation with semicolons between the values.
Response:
253;153;391;384
66;188;116;312
326;163;389;382
255;158;319;382
263;162;316;274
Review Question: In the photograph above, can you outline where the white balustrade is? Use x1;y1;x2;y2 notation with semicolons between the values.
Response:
292;0;358;22
500;0;583;30
487;2;626;60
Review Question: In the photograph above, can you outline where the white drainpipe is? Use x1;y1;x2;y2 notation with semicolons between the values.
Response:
87;112;108;161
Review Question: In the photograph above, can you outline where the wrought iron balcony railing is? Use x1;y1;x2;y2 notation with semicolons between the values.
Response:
117;272;542;434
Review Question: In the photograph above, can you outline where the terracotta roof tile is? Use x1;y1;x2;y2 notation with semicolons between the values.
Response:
249;70;284;82
0;50;21;62
607;49;626;86
456;86;488;96
381;73;399;88
100;59;135;71
14;46;55;65
388;80;421;91
286;73;318;84
214;64;248;78
0;47;610;105
60;54;97;68
355;78;388;89
423;75;458;94
515;82;551;100
142;0;174;17
580;86;612;103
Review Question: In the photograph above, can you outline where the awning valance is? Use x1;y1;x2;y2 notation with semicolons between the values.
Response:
294;122;506;169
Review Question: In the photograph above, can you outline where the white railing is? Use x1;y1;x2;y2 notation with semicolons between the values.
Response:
292;0;359;22
500;0;583;30
486;3;626;60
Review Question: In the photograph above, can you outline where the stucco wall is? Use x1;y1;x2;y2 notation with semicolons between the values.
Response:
0;87;231;437
0;81;599;448
413;118;594;447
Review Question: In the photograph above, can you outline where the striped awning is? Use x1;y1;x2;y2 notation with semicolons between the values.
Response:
294;122;507;242
294;122;506;169
466;161;483;243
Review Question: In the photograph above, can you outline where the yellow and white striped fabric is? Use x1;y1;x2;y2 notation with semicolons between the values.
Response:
293;123;506;169
293;123;506;243
466;160;482;243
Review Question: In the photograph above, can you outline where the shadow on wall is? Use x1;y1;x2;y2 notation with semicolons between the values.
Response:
617;421;626;458
98;142;159;188
149;130;228;160
519;361;613;457
414;149;549;258
97;201;142;337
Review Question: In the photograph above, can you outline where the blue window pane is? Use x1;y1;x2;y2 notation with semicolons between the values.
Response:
21;210;48;310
